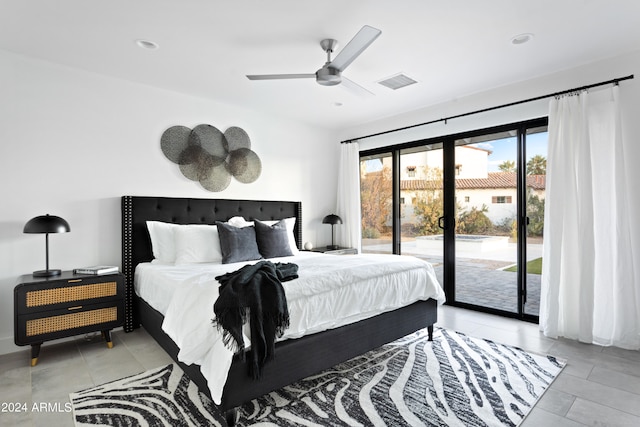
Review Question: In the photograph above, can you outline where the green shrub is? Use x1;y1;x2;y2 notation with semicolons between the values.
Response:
527;193;545;237
494;216;515;237
362;227;381;239
456;205;493;235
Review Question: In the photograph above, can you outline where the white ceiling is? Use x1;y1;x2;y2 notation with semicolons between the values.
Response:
2;0;640;130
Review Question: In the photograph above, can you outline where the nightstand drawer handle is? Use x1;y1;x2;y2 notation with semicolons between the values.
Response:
68;279;83;283
68;306;83;311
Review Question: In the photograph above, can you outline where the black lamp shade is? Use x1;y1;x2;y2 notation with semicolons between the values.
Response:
24;215;70;234
24;214;70;277
322;214;343;225
322;214;342;250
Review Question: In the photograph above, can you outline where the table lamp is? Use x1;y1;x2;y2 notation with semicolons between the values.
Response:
24;214;70;277
322;214;342;250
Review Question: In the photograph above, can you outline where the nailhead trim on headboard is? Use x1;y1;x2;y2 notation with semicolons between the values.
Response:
121;196;135;332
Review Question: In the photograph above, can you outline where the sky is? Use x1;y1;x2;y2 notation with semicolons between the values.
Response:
473;131;548;172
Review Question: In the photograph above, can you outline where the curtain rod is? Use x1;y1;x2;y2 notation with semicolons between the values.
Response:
341;74;634;144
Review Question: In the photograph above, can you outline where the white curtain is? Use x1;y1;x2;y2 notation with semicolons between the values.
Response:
336;141;362;252
540;86;639;349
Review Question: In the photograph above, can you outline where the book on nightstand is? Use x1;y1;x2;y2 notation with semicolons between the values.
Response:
73;265;119;275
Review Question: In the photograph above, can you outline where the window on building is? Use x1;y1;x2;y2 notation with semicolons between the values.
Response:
455;164;463;175
492;196;512;204
406;166;416;177
464;196;470;202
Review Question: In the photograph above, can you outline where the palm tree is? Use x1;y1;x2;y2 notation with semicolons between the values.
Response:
498;160;516;173
527;155;547;175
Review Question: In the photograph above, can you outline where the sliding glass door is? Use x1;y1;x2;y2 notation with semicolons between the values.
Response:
453;132;519;313
360;152;393;254
359;118;548;321
398;144;445;285
523;126;548;317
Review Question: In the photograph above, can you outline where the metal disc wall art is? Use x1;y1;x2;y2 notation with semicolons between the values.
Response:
161;124;262;192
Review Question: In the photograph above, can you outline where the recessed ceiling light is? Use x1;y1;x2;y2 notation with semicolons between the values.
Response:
510;33;534;45
333;102;343;107
136;39;159;50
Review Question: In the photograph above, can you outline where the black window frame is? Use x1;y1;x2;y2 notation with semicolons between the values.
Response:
359;116;548;322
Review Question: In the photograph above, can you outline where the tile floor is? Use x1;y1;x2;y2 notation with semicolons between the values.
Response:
1;305;639;426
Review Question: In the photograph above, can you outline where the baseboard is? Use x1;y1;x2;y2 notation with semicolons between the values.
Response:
0;326;127;357
0;335;23;356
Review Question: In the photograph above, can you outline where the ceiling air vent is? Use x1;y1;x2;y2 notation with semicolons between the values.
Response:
378;73;417;90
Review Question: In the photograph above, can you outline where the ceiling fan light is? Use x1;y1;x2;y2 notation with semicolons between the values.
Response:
318;78;341;86
316;67;341;86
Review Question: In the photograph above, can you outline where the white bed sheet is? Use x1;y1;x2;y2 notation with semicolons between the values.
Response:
135;251;445;404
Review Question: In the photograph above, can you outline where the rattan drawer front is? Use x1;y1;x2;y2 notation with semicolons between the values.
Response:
26;282;117;308
25;306;118;337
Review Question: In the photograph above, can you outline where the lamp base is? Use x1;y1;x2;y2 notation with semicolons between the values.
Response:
33;269;61;277
326;245;339;250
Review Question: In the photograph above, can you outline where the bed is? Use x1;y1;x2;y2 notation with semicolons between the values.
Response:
121;195;444;422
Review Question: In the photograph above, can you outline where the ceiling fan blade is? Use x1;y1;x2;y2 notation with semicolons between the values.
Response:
341;76;375;97
329;25;381;72
247;74;315;80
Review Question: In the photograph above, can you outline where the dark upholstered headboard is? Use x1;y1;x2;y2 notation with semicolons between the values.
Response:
121;196;302;331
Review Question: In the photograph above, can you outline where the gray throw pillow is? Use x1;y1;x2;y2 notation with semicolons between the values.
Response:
216;222;262;264
254;219;294;259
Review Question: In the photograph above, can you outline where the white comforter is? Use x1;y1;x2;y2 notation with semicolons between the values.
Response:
135;251;445;404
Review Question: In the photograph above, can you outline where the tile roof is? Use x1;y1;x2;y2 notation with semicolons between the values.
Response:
400;172;545;190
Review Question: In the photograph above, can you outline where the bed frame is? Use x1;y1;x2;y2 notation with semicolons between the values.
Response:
121;195;437;422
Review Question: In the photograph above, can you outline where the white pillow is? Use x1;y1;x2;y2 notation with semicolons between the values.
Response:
174;224;223;264
146;221;178;264
226;216;253;228
225;216;299;255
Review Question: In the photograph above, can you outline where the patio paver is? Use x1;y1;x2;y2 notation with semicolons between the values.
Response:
363;238;541;316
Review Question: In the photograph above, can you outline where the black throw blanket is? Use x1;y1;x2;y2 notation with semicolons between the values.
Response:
213;261;298;379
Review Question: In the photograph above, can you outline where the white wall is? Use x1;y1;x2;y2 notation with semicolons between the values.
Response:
0;50;340;354
457;188;517;225
340;51;640;153
396;146;489;181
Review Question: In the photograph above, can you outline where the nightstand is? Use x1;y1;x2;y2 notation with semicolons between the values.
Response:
14;271;125;366
309;247;358;255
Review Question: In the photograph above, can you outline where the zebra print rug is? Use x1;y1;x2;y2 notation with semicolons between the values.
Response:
69;363;226;426
235;328;564;426
70;328;564;426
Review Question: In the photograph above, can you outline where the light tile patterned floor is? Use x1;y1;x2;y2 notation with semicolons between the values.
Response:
1;306;639;426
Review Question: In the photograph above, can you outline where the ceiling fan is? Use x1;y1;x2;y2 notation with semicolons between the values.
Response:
246;25;382;97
